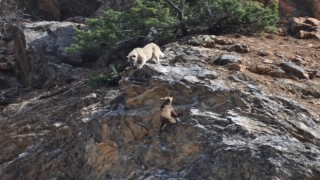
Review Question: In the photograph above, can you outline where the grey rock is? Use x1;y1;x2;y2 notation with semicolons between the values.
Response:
257;49;272;56
23;21;84;65
212;36;235;45
227;44;250;53
213;54;243;65
9;24;88;88
268;68;286;78
64;16;86;24
1;38;320;180
305;68;317;79
249;64;286;78
281;62;309;79
188;35;215;48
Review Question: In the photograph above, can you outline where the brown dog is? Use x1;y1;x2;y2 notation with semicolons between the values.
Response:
159;97;178;133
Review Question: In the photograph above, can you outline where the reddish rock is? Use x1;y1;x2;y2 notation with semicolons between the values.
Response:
249;64;273;74
289;17;320;39
226;63;244;71
291;17;314;33
269;69;286;78
279;0;320;20
257;50;273;56
249;64;286;78
305;17;320;26
298;31;320;39
19;0;102;21
310;0;320;19
227;44;250;54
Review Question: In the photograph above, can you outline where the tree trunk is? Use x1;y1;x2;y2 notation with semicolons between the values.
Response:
165;0;188;36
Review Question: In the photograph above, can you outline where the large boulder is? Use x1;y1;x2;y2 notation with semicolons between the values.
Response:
22;21;84;65
9;22;87;88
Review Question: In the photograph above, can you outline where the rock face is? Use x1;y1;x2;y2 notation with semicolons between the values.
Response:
306;0;320;19
9;22;87;88
0;39;16;70
279;0;320;19
19;0;102;21
1;36;320;179
17;0;136;21
22;21;84;65
281;62;309;79
289;17;320;39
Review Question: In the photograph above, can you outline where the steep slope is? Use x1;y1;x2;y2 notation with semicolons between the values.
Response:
0;34;319;179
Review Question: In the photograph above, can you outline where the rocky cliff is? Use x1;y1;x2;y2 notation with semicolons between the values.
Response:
1;33;320;179
0;0;320;179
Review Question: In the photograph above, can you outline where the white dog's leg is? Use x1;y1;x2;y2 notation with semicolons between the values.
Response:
138;55;147;69
154;54;160;64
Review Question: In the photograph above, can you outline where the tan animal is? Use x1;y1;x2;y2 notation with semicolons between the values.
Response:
127;43;165;69
159;96;178;133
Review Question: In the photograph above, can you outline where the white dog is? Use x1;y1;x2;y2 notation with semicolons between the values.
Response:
127;43;165;69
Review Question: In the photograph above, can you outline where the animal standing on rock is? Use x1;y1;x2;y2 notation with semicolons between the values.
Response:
159;96;178;133
127;43;165;69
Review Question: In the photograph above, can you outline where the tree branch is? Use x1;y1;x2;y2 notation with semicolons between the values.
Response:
165;0;187;35
205;0;215;28
164;0;183;16
205;0;213;18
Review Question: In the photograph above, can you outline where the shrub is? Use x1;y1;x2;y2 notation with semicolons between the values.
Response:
206;0;279;33
88;64;120;87
67;0;279;54
89;73;108;87
66;10;126;54
67;0;177;54
105;64;120;86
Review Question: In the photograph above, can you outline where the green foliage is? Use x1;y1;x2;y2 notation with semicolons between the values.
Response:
207;0;279;32
66;10;126;54
67;0;279;54
67;0;177;54
89;64;120;87
89;73;108;87
105;64;120;85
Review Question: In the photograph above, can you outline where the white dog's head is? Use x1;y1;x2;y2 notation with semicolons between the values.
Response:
127;50;139;69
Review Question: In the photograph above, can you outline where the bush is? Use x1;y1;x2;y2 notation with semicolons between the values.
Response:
66;10;126;54
206;0;279;33
88;64;120;87
67;0;279;54
105;64;120;86
67;0;177;54
89;73;108;87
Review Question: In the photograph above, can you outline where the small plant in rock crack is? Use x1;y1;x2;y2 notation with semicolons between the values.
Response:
89;64;120;87
89;73;108;87
105;64;121;86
